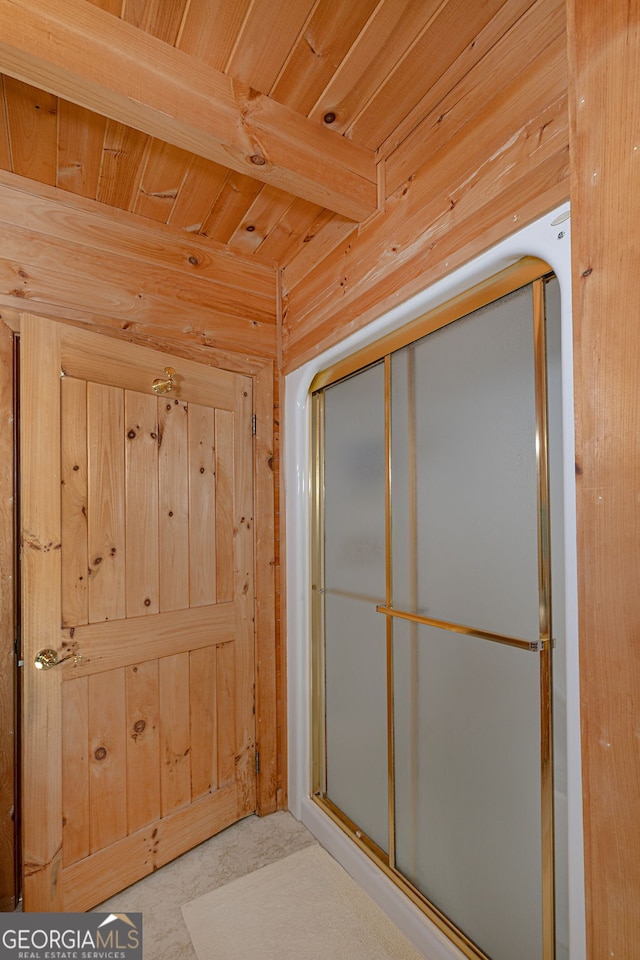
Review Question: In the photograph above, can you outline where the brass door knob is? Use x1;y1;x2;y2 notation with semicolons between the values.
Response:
34;648;81;670
34;648;61;670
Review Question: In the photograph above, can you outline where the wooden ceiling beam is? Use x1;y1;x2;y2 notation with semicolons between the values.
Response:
0;0;378;222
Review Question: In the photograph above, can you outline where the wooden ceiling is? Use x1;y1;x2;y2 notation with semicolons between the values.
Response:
0;0;560;275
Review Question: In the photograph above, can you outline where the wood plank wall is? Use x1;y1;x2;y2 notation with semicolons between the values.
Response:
0;178;281;906
0;170;278;361
0;320;15;910
568;1;640;955
280;0;569;370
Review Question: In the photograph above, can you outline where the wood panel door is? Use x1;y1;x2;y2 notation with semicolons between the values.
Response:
20;314;256;911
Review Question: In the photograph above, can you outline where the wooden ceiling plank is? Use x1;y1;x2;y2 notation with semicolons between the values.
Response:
379;0;541;160
167;155;228;233
347;0;510;150
96;120;150;210
122;0;189;45
284;139;568;370
0;79;11;171
201;172;264;244
85;0;122;13
227;185;295;256
270;0;380;115
3;77;58;186
385;0;565;194
283;38;567;321
281;210;359;293
253;197;325;264
133;138;192;223
57;99;108;199
0;0;377;220
0;170;276;298
307;0;443;132
177;0;252;71
225;0;317;96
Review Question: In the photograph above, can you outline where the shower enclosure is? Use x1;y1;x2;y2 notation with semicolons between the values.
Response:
310;260;568;960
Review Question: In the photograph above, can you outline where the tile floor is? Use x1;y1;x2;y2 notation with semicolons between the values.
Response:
93;811;316;960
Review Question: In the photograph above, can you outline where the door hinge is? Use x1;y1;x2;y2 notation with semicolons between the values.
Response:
255;750;260;774
251;413;257;436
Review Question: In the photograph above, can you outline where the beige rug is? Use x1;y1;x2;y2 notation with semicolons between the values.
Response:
182;843;424;960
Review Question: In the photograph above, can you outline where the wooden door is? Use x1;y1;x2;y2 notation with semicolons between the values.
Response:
20;314;256;911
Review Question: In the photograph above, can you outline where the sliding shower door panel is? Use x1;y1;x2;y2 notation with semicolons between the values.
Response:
321;363;388;853
394;621;542;960
391;286;541;642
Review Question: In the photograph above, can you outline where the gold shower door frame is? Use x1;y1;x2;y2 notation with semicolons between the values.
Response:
310;258;556;960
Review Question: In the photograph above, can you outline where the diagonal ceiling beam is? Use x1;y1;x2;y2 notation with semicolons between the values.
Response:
0;0;379;221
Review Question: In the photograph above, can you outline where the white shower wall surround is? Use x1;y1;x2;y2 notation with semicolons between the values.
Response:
285;207;585;960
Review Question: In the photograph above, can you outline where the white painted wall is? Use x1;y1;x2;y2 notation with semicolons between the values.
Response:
284;207;585;959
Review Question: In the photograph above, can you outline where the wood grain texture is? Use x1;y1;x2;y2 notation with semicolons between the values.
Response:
57;100;107;199
0;219;276;359
18;313;275;911
214;409;234;603
96;121;150;210
20;314;63;911
159;398;190;612
188;404;217;607
0;78;11;171
176;0;252;70
216;640;236;789
61;324;243;411
62;676;90;866
231;374;256;815
347;0;508;149
256;197;325;265
384;0;566;194
122;0;188;45
274;371;287;809
125;660;161;834
254;362;279;814
133;139;192;223
189;645;217;798
201;173;264;245
227;185;295;256
61;377;88;628
87;382;125;623
62;783;239;911
166;154;227;232
61;602;236;678
3;77;57;185
0;320;16;909
226;0;316;95
270;0;379;115
307;0;445;131
567;1;640;955
0;170;276;298
125;390;159;617
282;39;569;368
0;0;378;220
378;0;540;160
88;668;127;852
159;653;191;816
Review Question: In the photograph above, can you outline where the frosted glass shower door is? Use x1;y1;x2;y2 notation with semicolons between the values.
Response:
390;285;546;960
312;263;565;960
320;363;388;852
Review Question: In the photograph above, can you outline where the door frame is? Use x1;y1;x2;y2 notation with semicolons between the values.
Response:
0;309;284;908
